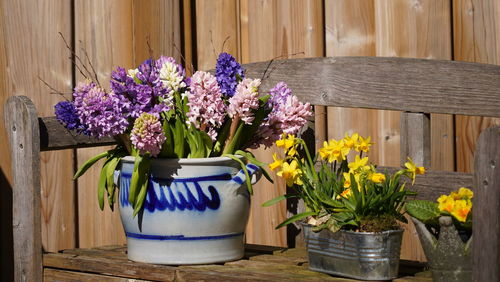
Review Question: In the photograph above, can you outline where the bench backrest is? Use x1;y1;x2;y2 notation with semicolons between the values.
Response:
5;56;500;281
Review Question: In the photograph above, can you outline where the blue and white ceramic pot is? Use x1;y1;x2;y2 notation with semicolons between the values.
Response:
117;156;260;265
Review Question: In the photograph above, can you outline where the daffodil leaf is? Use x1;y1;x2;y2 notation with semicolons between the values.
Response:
262;194;295;207
275;211;317;229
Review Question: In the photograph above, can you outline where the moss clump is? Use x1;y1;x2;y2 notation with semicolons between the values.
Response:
359;214;400;232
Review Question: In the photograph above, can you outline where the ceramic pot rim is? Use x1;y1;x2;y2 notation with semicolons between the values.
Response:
120;155;244;165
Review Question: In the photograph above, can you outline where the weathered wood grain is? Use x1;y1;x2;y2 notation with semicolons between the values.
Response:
74;0;133;248
1;0;76;258
132;0;182;65
39;117;115;151
240;0;324;248
324;0;379;162
44;245;424;281
473;126;500;281
454;0;500;172
400;112;431;168
195;0;239;71
44;268;147;282
378;166;473;202
243;57;500;118
5;96;42;282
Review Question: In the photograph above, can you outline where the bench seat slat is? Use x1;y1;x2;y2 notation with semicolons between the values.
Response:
39;117;116;151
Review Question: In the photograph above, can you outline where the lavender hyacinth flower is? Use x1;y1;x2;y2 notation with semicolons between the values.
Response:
73;81;131;139
54;100;86;132
216;52;245;98
110;59;170;118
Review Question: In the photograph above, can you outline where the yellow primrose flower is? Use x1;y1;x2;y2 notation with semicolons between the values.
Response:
450;199;472;222
437;195;455;213
457;187;473;200
355;135;373;153
269;153;283;171
343;133;359;149
405;157;425;184
276;160;302;187
369;172;386;183
348;155;370;173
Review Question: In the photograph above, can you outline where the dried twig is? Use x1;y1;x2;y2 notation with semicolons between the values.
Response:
59;32;95;82
146;36;154;59
38;76;71;100
221;36;231;53
260;51;305;81
79;41;101;87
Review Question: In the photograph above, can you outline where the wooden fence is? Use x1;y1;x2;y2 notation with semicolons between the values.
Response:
1;0;499;280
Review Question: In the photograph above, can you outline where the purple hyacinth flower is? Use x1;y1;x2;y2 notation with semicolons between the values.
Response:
216;52;245;98
54;100;86;132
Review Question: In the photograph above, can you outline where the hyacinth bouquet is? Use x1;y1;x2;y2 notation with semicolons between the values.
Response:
55;53;312;216
264;133;425;233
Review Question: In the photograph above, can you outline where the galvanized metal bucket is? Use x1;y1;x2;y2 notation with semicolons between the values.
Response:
303;224;403;280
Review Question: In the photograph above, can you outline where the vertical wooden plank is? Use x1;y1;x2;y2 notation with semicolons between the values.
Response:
5;96;42;282
0;0;13;279
195;0;239;71
473;126;500;281
454;0;500;172
1;0;75;256
400;112;431;168
74;0;134;247
240;0;324;247
132;0;182;65
374;0;452;262
324;0;379;161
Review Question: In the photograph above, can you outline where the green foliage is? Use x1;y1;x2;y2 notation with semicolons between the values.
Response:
405;200;440;224
265;135;419;233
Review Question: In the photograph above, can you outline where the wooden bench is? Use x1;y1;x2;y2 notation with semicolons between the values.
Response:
5;56;500;281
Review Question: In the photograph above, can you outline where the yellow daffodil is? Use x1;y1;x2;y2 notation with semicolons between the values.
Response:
355;135;373;153
276;134;298;156
276;160;303;187
269;153;283;171
405;157;425;184
343;133;359;149
319;139;349;163
369;172;386;183
343;172;352;188
348;155;369;173
338;188;353;199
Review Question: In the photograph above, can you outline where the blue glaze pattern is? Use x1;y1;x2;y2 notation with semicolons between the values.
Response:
126;231;244;241
119;173;230;212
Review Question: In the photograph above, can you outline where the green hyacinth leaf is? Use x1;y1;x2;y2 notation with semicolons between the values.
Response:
74;151;109;179
98;160;111;211
133;156;151;217
128;154;144;206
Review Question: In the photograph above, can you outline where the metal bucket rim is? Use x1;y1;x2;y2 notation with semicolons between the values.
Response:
302;223;404;236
